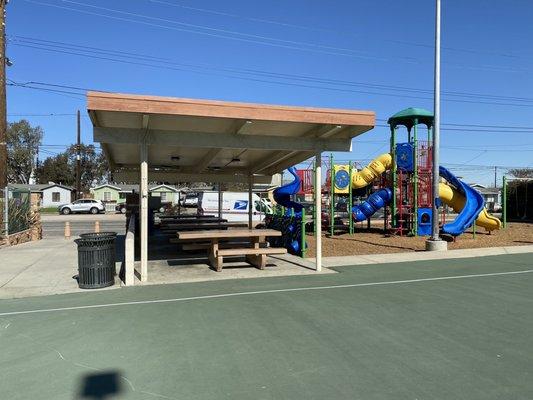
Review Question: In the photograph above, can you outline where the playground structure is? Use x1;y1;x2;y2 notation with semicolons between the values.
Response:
270;107;503;256
265;167;307;256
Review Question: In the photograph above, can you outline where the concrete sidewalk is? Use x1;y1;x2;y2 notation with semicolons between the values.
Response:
0;238;93;299
0;238;326;299
1;237;532;300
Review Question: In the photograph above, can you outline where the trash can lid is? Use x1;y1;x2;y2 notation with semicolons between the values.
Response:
79;232;117;239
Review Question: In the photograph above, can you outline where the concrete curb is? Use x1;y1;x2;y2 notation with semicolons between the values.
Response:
322;245;533;267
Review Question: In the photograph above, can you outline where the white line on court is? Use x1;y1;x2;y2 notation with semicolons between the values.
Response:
1;269;532;317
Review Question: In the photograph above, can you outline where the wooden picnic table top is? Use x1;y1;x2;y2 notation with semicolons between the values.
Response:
160;217;227;225
177;228;281;240
162;222;247;231
159;214;216;219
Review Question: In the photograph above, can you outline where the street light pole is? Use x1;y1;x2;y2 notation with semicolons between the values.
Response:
0;0;7;190
427;0;447;251
76;110;81;199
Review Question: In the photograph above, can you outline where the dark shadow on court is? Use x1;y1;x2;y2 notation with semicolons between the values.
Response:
78;371;123;399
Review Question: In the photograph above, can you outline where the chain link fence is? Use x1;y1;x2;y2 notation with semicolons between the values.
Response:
1;187;32;239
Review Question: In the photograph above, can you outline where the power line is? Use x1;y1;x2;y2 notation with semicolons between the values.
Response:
376;118;533;130
24;0;390;61
9;113;78;116
23;0;530;74
7;80;85;100
12;35;533;104
7;77;533;136
374;124;533;133
9;37;533;108
148;0;527;61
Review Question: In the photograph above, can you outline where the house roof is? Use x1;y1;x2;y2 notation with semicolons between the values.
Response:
9;183;73;192
90;183;181;192
88;91;375;184
91;183;123;191
150;184;179;192
474;187;500;195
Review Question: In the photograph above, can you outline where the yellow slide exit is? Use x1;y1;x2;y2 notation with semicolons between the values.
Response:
438;183;501;231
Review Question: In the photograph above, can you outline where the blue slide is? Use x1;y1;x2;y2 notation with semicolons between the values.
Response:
352;188;393;222
439;166;485;236
273;167;304;215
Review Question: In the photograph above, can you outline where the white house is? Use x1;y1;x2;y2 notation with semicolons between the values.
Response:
41;184;73;207
9;183;74;208
470;184;501;211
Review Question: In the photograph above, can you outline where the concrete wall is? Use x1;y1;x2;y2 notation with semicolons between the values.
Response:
42;186;72;208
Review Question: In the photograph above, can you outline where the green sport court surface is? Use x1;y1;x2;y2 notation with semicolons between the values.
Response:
1;253;532;400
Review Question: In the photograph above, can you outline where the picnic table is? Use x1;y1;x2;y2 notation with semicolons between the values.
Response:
161;222;247;231
176;229;286;271
160;217;227;225
159;214;216;220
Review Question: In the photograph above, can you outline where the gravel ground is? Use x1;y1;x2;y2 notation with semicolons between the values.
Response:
305;222;533;257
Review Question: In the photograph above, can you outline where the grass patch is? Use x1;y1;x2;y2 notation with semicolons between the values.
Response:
39;207;59;214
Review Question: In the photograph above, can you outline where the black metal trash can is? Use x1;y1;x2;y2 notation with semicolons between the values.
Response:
75;232;117;289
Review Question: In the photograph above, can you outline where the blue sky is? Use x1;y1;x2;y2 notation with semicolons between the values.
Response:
6;0;533;185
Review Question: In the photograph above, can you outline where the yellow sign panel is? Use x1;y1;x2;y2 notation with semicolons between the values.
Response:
333;165;351;194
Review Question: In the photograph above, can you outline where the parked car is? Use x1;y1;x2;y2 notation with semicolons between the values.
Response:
58;199;105;215
115;203;127;214
181;193;199;208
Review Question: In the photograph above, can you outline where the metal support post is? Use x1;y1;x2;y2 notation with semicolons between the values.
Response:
426;0;447;251
413;118;418;236
248;175;253;229
315;153;322;271
391;126;397;229
502;175;507;228
300;207;306;258
330;153;334;236
348;161;353;234
313;160;317;237
140;141;149;281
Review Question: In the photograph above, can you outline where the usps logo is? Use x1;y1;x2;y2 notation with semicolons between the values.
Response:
233;200;248;210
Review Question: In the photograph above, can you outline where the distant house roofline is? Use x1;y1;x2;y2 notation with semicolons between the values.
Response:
149;184;179;192
41;183;74;191
91;183;123;191
8;183;73;192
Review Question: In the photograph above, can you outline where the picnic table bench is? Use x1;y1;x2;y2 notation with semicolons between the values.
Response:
176;229;286;271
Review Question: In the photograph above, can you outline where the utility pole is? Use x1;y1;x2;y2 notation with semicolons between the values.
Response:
0;0;7;190
427;0;447;251
76;110;81;199
493;166;497;188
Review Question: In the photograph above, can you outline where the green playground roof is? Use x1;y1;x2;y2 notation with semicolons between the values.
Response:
387;107;434;129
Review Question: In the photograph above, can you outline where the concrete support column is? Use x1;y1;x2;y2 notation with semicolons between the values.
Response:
248;175;253;229
315;153;322;272
217;183;223;219
140;142;149;282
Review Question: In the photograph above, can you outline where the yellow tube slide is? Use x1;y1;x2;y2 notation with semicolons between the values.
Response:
351;153;392;189
438;183;501;231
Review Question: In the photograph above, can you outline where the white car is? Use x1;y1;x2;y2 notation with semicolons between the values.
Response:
58;199;105;215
